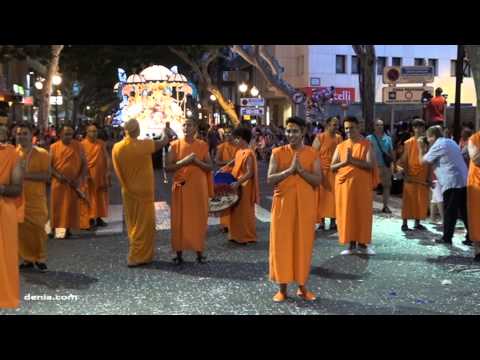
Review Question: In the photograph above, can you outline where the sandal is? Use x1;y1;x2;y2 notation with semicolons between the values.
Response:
172;257;184;265
19;262;34;270
273;291;287;302
196;256;208;264
297;289;316;301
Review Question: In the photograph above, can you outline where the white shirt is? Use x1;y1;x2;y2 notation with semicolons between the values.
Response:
423;138;468;194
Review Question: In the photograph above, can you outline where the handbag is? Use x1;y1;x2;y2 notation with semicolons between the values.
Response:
373;134;393;167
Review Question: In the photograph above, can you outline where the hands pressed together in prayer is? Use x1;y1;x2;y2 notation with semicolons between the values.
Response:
287;152;305;176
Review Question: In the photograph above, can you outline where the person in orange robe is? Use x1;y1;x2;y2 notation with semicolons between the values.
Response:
166;118;213;265
215;127;239;233
228;126;260;245
0;120;23;308
399;118;431;231
80;125;112;230
331;116;376;256
49;123;88;239
312;116;342;231
15;123;50;272
467;131;480;262
268;116;322;302
112;119;170;267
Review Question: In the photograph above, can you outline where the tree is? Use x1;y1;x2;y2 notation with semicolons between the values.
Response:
465;45;480;130
38;45;64;131
169;45;240;125
60;45;193;126
352;45;376;133
0;45;50;64
230;45;296;101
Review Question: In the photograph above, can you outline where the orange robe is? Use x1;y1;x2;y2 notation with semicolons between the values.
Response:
468;132;480;242
269;145;318;285
0;144;20;308
316;132;342;220
401;137;429;220
229;148;260;243
50;140;84;230
335;138;374;245
171;139;210;252
112;137;156;265
16;146;49;263
217;142;239;230
217;142;239;173
80;139;109;228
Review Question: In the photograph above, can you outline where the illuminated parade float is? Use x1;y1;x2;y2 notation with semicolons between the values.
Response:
113;65;194;138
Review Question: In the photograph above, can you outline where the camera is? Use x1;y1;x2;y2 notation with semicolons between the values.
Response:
421;90;433;104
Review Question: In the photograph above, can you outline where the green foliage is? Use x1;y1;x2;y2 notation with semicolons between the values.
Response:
0;45;50;64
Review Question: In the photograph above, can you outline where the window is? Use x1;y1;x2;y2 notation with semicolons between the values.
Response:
351;55;359;74
336;55;346;74
392;57;402;67
428;59;438;76
376;56;387;75
451;60;457;77
414;58;426;66
296;55;304;76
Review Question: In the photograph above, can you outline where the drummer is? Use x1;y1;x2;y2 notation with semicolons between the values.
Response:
215;126;240;233
215;127;239;171
228;127;260;245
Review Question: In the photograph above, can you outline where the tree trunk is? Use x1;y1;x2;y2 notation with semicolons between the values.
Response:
169;46;240;126
465;45;480;130
209;86;239;125
353;45;376;134
38;45;64;132
453;45;465;142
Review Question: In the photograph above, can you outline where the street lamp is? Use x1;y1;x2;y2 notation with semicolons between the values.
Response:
250;86;259;97
197;103;202;109
238;82;248;94
35;80;43;90
186;109;193;117
52;74;62;86
210;94;217;102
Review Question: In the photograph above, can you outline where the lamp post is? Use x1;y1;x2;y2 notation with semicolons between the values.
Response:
238;82;248;121
52;74;62;129
209;94;217;125
238;82;248;95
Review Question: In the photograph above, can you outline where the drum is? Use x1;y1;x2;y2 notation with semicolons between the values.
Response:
208;172;240;217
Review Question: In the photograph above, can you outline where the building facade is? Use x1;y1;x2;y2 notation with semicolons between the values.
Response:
263;45;477;126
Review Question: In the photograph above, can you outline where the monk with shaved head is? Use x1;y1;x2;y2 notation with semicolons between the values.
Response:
112;118;171;267
80;124;112;230
49;123;88;239
166;118;213;265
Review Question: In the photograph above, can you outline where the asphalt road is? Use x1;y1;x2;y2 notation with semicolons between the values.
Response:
1;161;479;315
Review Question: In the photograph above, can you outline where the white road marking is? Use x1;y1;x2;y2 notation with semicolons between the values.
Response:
52;200;274;236
255;204;271;223
105;201;271;233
